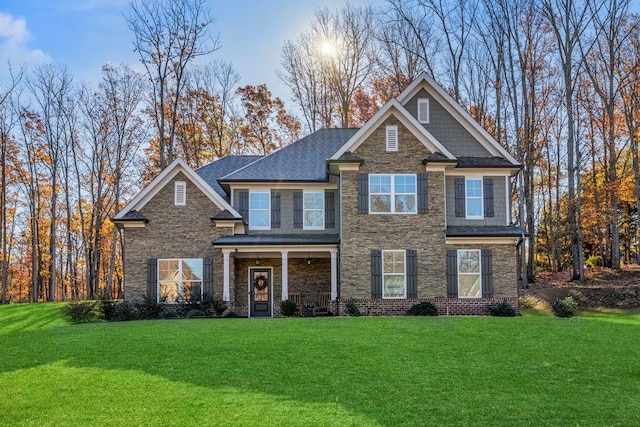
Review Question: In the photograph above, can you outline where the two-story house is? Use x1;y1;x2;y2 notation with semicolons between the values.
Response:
113;73;524;316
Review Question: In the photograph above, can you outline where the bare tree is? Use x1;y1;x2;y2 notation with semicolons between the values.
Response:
126;0;219;170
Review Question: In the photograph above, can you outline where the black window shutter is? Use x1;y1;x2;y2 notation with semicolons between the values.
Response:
271;191;281;228
239;191;249;222
203;258;213;299
484;178;494;218
406;249;417;298
481;249;493;298
147;258;158;301
417;173;428;214
454;178;465;217
371;249;382;299
358;173;369;214
293;191;303;228
325;191;335;229
446;250;458;298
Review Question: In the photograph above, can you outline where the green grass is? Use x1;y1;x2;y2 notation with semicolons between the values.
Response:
1;304;639;426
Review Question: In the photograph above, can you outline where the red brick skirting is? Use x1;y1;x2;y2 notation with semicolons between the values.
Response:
332;297;519;316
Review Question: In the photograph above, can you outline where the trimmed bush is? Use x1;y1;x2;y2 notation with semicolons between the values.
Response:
407;302;438;316
552;296;579;317
210;299;228;317
280;299;297;317
135;294;165;319
62;300;98;323
486;301;516;317
345;299;361;317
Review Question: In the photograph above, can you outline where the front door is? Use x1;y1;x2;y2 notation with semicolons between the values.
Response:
250;268;271;317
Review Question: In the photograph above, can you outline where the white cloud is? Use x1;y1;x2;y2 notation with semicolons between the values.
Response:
0;12;50;67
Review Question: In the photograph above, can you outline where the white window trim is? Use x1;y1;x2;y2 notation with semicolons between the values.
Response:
157;258;203;303
369;174;418;215
174;181;186;206
303;190;325;230
465;177;484;220
382;250;407;299
386;125;398;152
457;249;482;299
417;98;430;124
249;190;271;230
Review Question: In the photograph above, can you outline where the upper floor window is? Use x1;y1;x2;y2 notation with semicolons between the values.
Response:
303;190;324;230
158;258;203;303
417;98;430;124
465;178;483;219
457;250;481;298
174;181;186;206
370;174;416;214
386;125;398;151
383;250;406;299
249;191;270;230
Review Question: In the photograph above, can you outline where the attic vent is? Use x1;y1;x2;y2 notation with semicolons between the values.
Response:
386;125;398;152
418;98;429;124
175;181;186;206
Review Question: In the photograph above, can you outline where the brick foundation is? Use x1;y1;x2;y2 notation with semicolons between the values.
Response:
332;297;519;316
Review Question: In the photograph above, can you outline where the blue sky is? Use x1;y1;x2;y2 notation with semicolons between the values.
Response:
0;0;381;104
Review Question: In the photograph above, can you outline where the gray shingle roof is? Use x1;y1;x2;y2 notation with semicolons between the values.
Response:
213;234;340;246
196;156;262;199
115;210;149;222
456;157;520;168
221;128;358;182
446;226;527;237
211;210;242;221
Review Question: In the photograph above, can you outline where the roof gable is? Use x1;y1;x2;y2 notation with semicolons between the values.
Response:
114;158;241;220
397;72;519;165
330;99;455;160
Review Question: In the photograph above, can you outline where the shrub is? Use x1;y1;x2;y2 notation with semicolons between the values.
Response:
345;299;361;317
136;294;165;319
210;299;228;317
280;299;297;317
486;301;516;317
62;300;98;323
552;296;579;317
223;311;241;318
585;255;603;268
407;302;438;316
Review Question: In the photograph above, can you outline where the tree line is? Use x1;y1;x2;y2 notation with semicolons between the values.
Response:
1;0;639;302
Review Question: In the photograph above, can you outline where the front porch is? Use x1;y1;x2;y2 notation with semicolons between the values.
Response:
214;235;338;317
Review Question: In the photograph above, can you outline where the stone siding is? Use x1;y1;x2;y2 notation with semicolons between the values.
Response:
333;297;519;316
123;172;231;302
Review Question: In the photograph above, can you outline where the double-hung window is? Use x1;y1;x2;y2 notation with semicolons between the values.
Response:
249;191;270;230
457;250;481;298
465;178;483;219
158;259;203;303
303;190;324;230
370;174;416;214
383;250;406;298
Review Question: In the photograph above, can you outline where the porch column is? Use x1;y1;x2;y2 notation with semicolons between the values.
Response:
222;250;231;301
281;250;289;300
330;249;338;300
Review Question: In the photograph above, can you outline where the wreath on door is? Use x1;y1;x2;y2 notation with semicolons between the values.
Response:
254;275;268;291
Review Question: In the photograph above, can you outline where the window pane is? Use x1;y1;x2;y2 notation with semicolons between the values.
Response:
467;199;482;217
159;282;179;303
395;195;416;213
384;274;405;298
250;193;269;209
384;251;405;274
467;179;482;197
458;251;480;273
158;260;179;281
182;259;203;281
459;274;481;297
304;192;323;209
370;175;391;193
304;211;323;227
370;195;391;212
250;210;269;228
183;282;202;301
395;175;416;193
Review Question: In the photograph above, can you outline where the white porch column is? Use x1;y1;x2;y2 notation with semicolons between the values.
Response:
330;249;338;300
222;250;231;301
281;250;289;300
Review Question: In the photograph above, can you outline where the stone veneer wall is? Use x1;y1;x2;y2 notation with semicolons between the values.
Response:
123;171;231;302
340;115;448;299
332;297;519;316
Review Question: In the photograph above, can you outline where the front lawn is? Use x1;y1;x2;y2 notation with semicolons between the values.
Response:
1;304;639;426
